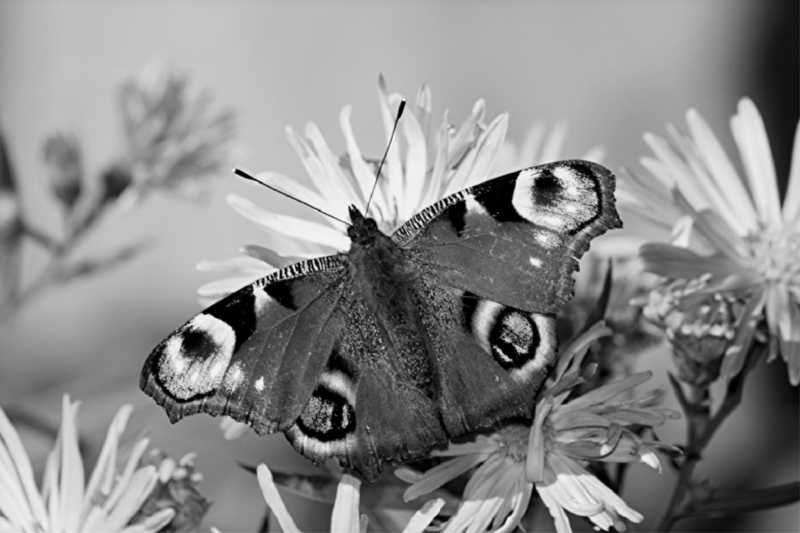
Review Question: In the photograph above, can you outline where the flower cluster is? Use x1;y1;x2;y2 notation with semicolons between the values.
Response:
0;395;209;533
401;324;678;533
622;98;800;385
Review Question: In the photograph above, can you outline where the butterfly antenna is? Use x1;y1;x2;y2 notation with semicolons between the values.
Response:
365;99;406;216
234;169;352;227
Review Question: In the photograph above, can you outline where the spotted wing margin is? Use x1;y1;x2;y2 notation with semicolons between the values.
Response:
140;254;348;435
393;160;622;314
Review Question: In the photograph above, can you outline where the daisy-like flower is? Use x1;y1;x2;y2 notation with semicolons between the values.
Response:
247;463;443;533
198;76;509;302
621;98;800;384
0;394;200;533
116;61;235;202
401;324;679;533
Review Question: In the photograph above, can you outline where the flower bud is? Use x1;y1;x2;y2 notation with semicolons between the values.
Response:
43;132;83;209
100;164;133;204
133;449;211;532
644;277;743;387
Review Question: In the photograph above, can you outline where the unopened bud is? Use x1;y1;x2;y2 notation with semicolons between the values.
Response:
644;277;743;387
100;164;133;204
43;133;83;209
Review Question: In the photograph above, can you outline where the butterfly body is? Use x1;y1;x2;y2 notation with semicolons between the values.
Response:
141;160;621;481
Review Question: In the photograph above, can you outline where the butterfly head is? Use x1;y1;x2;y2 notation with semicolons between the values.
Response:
347;205;382;246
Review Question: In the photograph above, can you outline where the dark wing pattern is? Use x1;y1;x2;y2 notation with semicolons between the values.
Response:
392;159;621;434
141;256;348;434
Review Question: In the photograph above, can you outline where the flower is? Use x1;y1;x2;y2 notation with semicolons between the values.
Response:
492;120;605;175
401;324;679;533
132;450;211;533
0;394;202;533
42;132;83;210
117;61;235;202
253;463;443;533
621;98;800;384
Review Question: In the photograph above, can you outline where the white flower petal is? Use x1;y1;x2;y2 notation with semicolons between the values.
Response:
536;484;574;533
401;498;445;533
782;121;800;224
399;109;428;223
686;108;757;234
377;75;405;216
730;98;781;229
227;194;350;250
330;474;361;533
340;105;390;220
304;122;364;213
254;171;338;221
95;466;158;532
519;122;546;167
539;121;568;165
196;256;277;274
257;464;302;533
404;453;491;502
220;417;251;440
0;403;49;529
197;276;260;299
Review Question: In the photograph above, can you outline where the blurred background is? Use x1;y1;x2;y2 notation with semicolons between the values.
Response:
0;1;797;531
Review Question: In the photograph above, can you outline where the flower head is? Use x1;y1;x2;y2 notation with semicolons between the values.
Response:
254;463;443;533
621;98;800;384
0;394;205;533
402;324;679;533
117;61;235;202
200;76;508;302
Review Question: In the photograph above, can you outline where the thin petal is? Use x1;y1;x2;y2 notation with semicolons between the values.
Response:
257;464;302;533
97;466;158;532
493;482;532;533
730;98;781;229
119;508;175;533
539;121;568;164
399;109;428;222
254;171;337;220
686;108;758;233
304;122;364;211
376;75;405;214
241;245;316;268
561;372;652;412
340;105;390;219
330;474;361;533
536;484;574;533
783;121;800;223
640;243;746;280
82;404;134;521
404;454;490;502
527;399;551;483
196;256;276;273
197;276;260;299
401;498;445;533
0;401;49;529
519;122;546;166
227;194;350;249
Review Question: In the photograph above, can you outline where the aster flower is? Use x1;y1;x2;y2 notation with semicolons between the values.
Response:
199;76;508;302
116;61;236;202
0;395;195;533
253;463;443;533
621;98;800;384
401;324;679;533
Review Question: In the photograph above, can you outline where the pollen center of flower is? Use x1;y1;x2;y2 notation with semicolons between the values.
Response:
751;226;800;287
496;424;532;462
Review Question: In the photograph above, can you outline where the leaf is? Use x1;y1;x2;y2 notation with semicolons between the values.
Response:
684;481;799;517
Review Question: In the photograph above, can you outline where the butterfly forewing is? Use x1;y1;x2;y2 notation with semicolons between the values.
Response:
141;255;348;432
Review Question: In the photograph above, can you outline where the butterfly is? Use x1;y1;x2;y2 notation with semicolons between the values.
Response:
140;159;622;481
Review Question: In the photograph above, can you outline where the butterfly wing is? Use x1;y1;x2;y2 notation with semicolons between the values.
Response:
392;159;621;433
141;253;447;481
141;256;349;434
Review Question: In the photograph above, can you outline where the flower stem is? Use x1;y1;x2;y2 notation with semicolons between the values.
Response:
655;345;763;531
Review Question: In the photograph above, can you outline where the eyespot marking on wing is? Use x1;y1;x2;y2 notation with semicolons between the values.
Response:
157;313;236;400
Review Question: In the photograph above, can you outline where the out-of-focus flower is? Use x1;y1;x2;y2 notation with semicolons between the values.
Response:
118;61;235;202
255;463;443;533
493;121;605;175
0;395;196;533
621;98;800;384
402;325;679;533
43;132;83;210
133;450;211;533
0;127;22;310
100;164;135;206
